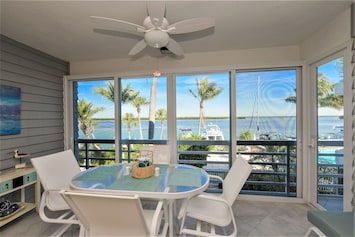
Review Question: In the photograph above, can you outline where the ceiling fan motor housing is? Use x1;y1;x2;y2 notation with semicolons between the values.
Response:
144;30;169;48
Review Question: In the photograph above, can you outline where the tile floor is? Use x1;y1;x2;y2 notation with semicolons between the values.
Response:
0;199;313;237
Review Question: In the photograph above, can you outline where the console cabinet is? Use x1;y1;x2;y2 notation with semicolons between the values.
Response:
0;168;39;227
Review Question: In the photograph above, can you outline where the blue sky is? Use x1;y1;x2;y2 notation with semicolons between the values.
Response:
77;58;343;118
318;58;344;116
176;73;230;117
236;70;296;117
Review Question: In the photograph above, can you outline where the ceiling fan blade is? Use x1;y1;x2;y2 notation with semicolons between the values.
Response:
165;38;184;56
128;39;147;56
147;1;165;27
91;16;145;36
169;17;215;34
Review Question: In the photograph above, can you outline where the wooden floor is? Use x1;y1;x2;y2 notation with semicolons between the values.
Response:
0;199;313;237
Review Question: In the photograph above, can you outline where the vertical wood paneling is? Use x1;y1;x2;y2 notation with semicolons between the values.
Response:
351;38;355;212
0;35;69;170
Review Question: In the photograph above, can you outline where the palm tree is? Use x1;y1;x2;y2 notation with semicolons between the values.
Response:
94;81;114;102
77;98;104;150
285;89;296;103
131;95;149;139
156;108;167;139
317;72;343;109
240;129;252;140
94;82;139;140
189;77;223;135
95;82;138;104
122;113;137;139
122;83;138;104
285;72;343;109
148;77;157;139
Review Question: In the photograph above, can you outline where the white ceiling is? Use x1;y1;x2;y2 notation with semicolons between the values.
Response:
0;1;352;62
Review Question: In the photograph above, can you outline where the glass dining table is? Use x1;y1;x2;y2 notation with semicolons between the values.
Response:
70;163;210;235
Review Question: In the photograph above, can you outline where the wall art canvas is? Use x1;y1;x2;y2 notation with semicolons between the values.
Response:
0;85;21;136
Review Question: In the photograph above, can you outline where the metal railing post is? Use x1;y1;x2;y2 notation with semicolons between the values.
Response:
85;142;89;169
286;143;291;196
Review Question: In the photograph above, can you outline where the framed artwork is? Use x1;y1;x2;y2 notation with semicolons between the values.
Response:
0;85;21;136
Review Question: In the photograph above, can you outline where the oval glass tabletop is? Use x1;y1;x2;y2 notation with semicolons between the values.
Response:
71;164;210;199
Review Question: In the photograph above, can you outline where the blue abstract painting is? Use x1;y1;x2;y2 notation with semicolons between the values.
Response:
0;85;21;136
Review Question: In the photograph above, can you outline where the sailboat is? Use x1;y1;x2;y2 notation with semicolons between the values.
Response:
249;75;262;140
248;75;278;140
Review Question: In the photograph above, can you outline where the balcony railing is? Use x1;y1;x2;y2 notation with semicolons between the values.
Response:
76;138;343;198
317;140;344;199
177;139;298;196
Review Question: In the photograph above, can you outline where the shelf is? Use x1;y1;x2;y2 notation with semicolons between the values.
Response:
0;168;39;228
0;203;36;227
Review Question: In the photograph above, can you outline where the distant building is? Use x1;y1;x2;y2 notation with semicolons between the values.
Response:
334;80;343;95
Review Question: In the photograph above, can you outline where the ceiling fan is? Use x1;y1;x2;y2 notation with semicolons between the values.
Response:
91;1;215;57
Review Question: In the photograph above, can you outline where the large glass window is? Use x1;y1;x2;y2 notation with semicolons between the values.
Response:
74;79;116;167
236;69;298;196
73;76;168;167
120;76;167;140
69;68;305;197
175;73;230;170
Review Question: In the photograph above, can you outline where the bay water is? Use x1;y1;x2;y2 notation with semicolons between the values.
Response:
80;116;343;141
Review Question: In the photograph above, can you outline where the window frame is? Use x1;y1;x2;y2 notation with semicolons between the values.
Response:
64;65;306;200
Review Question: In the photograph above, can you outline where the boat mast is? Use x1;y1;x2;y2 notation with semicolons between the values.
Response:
256;75;260;139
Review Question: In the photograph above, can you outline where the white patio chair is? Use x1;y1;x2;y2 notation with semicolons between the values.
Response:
139;146;154;160
60;190;169;237
31;150;81;236
139;144;170;164
152;144;171;164
140;144;171;228
179;155;252;237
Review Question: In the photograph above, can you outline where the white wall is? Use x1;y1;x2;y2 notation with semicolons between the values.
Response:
300;8;351;61
70;45;300;75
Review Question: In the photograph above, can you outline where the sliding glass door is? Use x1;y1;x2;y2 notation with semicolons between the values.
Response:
309;52;345;211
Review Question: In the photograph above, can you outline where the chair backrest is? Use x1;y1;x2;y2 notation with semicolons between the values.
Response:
153;144;170;164
31;150;81;210
139;146;154;160
140;145;170;164
31;149;81;191
223;155;252;206
61;191;150;237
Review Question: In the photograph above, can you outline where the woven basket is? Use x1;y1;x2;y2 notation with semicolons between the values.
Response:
132;161;155;179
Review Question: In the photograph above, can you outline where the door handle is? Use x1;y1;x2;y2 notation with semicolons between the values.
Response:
308;136;316;153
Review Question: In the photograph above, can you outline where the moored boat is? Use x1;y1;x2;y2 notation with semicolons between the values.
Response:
203;123;224;140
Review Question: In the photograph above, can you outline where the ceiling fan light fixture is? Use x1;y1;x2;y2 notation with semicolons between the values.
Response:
153;70;162;77
144;30;169;48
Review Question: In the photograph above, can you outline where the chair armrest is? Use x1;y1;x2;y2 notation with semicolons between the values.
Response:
178;193;227;219
44;189;63;193
208;174;223;183
150;199;167;236
197;193;227;204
